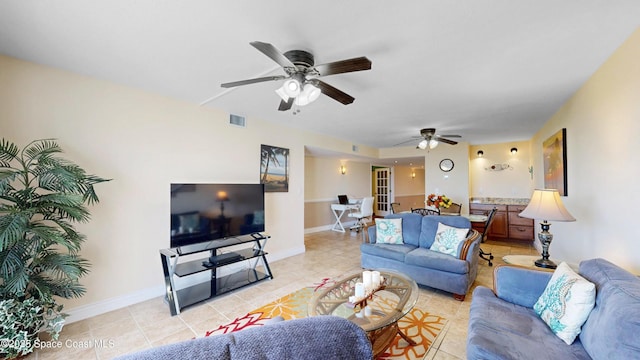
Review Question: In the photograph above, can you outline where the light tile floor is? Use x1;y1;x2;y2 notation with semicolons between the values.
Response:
27;231;536;359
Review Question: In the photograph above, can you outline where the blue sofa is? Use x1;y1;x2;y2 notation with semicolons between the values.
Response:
362;213;481;300
114;316;373;360
467;258;640;359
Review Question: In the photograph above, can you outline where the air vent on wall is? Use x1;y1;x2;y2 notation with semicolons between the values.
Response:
229;114;246;127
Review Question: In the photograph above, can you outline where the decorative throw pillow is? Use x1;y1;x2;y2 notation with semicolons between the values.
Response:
533;262;596;345
429;222;468;257
375;218;403;244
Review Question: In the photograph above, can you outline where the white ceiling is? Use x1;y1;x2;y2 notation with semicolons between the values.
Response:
1;1;638;153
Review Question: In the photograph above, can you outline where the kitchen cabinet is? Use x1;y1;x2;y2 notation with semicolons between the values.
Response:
469;203;533;242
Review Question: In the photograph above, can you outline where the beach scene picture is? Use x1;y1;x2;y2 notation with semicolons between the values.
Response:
260;144;289;192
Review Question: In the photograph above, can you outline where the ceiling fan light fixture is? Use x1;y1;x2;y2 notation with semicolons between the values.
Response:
275;86;290;102
282;78;301;98
429;140;439;149
417;139;428;149
294;83;321;106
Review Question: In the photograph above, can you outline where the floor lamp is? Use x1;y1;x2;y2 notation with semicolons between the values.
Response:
519;189;576;269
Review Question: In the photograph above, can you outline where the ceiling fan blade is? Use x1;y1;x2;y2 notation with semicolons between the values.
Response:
250;41;296;69
314;57;372;76
278;98;294;111
221;75;286;88
440;135;462;138
315;80;355;105
434;136;458;145
393;138;420;146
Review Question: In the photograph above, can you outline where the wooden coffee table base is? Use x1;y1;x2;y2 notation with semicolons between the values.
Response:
367;322;417;358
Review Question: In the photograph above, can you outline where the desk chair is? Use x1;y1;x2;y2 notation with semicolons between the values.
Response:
349;196;374;233
479;207;497;266
411;207;440;216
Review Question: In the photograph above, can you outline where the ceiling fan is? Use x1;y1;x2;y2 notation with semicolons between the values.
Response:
395;128;461;149
220;41;372;111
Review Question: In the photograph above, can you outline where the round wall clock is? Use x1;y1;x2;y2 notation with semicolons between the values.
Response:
439;159;454;172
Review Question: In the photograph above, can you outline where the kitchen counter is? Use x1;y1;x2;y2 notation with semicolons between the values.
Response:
469;197;529;206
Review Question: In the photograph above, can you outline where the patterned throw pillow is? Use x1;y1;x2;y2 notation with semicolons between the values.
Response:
375;218;403;244
429;223;468;257
534;262;596;345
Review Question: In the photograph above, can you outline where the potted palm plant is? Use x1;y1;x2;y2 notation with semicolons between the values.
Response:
0;139;109;358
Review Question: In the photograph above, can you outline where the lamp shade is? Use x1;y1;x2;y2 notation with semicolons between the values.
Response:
216;191;229;202
519;189;575;222
294;83;321;106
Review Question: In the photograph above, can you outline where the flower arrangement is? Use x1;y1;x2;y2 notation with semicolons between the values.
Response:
427;194;452;209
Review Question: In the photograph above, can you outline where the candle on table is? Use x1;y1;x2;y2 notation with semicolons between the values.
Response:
355;282;365;298
362;271;372;290
372;271;381;286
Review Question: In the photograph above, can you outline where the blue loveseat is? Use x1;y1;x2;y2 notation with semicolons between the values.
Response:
467;258;640;359
362;213;481;300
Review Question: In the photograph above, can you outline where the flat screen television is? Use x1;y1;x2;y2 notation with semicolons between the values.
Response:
170;183;265;248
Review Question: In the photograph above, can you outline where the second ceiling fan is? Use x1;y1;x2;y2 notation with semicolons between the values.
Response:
396;128;461;149
221;41;372;111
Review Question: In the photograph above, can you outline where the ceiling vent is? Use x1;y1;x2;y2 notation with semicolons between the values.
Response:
229;114;246;127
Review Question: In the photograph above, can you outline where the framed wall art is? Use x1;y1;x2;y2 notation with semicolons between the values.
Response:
543;128;567;196
260;144;289;192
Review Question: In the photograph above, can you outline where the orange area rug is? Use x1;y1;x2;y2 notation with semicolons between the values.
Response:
204;278;447;359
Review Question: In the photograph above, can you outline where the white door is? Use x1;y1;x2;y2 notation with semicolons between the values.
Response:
374;168;392;216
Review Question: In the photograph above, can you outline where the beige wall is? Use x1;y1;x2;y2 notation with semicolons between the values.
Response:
469;140;534;199
424;143;471;214
392;165;425;211
0;55;376;320
304;157;371;230
526;28;640;272
378;143;471;214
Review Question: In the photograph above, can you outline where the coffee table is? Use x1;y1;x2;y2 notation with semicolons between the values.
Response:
308;269;419;357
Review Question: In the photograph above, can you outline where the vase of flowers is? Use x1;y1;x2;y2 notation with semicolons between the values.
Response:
427;194;452;209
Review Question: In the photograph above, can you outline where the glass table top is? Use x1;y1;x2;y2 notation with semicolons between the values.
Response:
307;268;418;332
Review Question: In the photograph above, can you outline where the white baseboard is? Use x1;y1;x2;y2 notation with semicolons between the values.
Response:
65;285;164;324
304;220;358;234
64;246;306;324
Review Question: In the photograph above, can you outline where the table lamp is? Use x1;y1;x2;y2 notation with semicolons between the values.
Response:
519;189;575;269
217;191;229;218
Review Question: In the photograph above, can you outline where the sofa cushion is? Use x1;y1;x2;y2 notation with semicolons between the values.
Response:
533;262;595;345
419;215;471;248
115;316;373;360
578;258;640;359
360;243;416;262
375;218;403;244
382;213;422;246
404;247;468;274
467;287;591;360
429;222;468;257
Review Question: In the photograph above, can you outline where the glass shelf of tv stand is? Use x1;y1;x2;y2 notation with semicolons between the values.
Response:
160;233;272;315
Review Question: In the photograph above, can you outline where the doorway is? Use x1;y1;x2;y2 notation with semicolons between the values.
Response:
373;167;392;216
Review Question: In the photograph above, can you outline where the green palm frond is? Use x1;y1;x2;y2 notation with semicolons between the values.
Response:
35;252;90;280
0;212;30;250
0;138;19;164
0;243;30;297
22;139;61;164
0;138;109;302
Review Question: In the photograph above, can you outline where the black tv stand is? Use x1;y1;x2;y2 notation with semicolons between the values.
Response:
160;233;273;316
